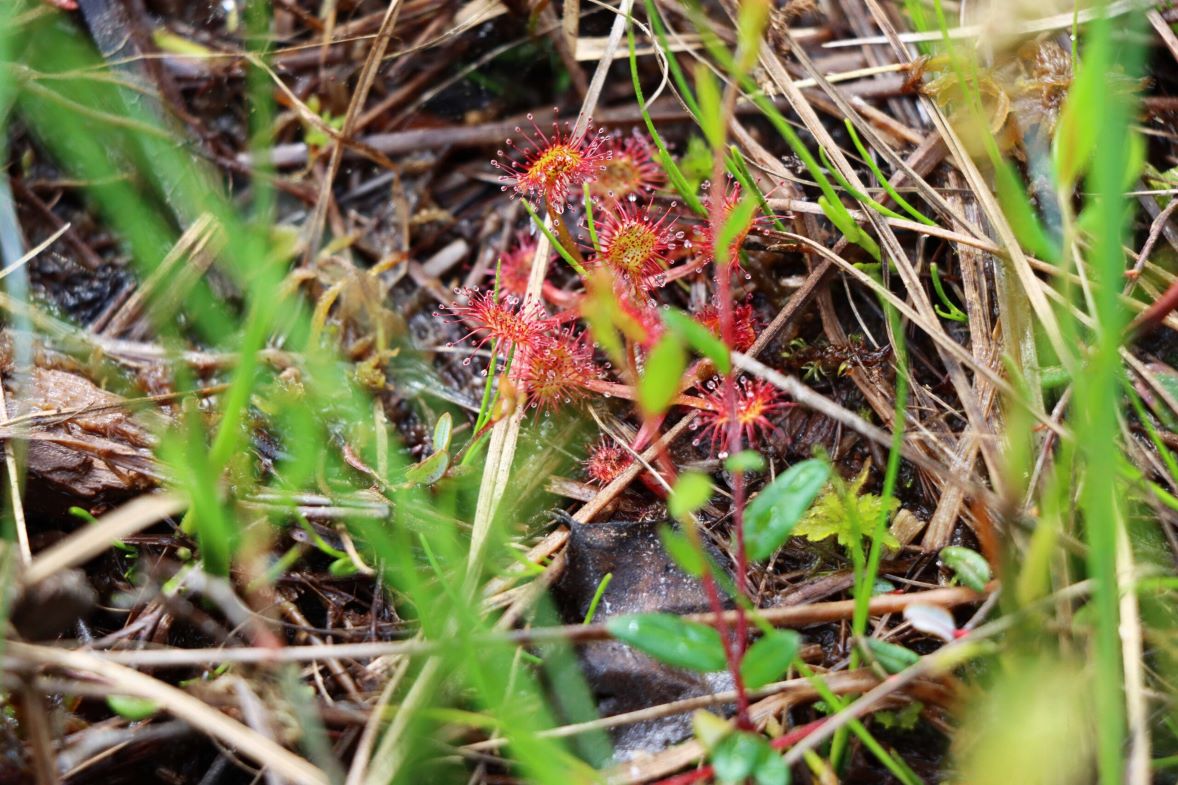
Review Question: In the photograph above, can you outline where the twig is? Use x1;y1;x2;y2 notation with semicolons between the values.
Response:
80;584;986;668
9;641;328;785
300;0;404;265
22;492;187;586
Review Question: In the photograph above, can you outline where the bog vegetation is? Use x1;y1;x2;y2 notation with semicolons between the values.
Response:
0;0;1177;783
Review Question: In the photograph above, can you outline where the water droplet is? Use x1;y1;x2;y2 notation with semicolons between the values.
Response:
462;358;471;366
718;451;729;460
691;438;701;447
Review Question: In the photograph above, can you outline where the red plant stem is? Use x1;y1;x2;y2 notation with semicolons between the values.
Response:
651;719;828;785
707;108;752;728
580;378;716;411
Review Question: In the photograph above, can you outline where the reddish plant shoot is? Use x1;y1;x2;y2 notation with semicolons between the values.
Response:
492;113;610;213
701;177;758;268
592;199;681;295
694;376;787;455
585;438;633;485
493;233;545;297
695;301;759;352
436;287;552;366
590;131;664;199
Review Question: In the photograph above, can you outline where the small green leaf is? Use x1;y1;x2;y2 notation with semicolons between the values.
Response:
606;613;728;672
107;695;159;722
739;629;801;689
669;472;713;520
329;556;359;577
939;546;991;591
405;450;449;485
716;192;759;266
432;412;453;453
1052;56;1100;187
695;67;725;150
735;0;771;75
744;459;831;561
754;749;789;785
819;195;879;261
583;572;613;625
659;526;704;577
865;638;920;674
639;336;687;415
712;732;764;784
680;134;714;191
724;450;765;473
692;709;733;751
663;307;731;373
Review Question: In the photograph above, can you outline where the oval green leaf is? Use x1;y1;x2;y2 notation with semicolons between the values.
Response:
662;307;731;374
712;732;773;785
724;450;765;473
939;545;991;592
865;638;920;674
432;412;453;452
606;612;727;672
107;695;159;722
639;336;687;415
739;629;800;689
405;449;449;485
744;459;830;561
659;525;704;577
669;471;713;520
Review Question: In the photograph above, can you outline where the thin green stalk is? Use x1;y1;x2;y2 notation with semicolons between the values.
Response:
1068;6;1144;783
519;199;588;277
582;183;601;254
796;662;923;785
627;9;705;215
843;120;936;226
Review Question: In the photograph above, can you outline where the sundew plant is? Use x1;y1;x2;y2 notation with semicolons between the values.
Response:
0;0;1175;784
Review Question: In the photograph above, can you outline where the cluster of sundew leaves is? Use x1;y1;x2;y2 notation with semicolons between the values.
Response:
437;112;788;469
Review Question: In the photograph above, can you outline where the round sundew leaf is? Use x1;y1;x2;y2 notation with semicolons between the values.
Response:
739;629;801;689
606;613;728;672
744;459;831;561
939;546;992;592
